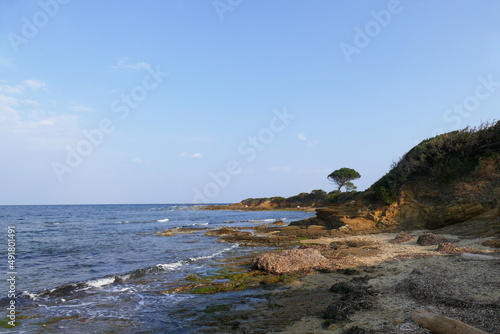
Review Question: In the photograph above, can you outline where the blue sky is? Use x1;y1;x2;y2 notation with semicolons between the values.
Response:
1;0;499;205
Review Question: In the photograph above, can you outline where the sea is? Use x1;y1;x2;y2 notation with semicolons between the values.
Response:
0;204;313;333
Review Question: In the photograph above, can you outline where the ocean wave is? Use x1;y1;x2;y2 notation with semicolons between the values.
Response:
23;244;240;300
86;276;117;288
156;261;185;270
188;244;239;261
116;220;157;224
262;218;287;222
45;221;66;226
182;222;209;227
156;218;170;223
240;219;285;223
21;291;40;301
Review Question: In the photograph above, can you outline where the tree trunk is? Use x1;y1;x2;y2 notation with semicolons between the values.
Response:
411;309;487;334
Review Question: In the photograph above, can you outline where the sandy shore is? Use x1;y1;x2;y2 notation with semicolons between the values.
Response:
269;232;500;333
160;224;500;333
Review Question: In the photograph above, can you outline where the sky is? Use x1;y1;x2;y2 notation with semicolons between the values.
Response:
1;0;499;205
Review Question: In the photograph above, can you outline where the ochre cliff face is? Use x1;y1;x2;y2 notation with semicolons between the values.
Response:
295;171;500;237
355;167;500;235
390;181;499;230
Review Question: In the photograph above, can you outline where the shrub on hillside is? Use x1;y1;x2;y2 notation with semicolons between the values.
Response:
369;120;500;204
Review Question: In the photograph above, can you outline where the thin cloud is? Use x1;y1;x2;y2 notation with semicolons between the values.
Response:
180;152;202;158
23;100;39;107
0;81;81;149
0;84;24;94
22;79;46;91
132;158;149;164
298;132;319;146
68;101;96;113
112;56;151;71
0;58;15;70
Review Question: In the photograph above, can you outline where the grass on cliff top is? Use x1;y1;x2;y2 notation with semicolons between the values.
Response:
369;120;500;204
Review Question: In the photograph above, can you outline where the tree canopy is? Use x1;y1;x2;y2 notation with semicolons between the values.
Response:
327;168;361;192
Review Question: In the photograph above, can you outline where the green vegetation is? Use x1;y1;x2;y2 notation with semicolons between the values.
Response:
369;121;500;204
328;190;360;203
241;189;329;207
163;265;302;295
241;121;499;208
327;168;361;192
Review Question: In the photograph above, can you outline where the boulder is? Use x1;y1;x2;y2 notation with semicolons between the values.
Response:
437;243;491;255
251;248;328;274
417;233;451;246
436;242;458;253
390;232;413;244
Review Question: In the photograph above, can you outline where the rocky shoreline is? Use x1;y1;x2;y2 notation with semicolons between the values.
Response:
155;208;500;333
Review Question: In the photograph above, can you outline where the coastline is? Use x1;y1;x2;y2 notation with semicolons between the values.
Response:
158;207;500;333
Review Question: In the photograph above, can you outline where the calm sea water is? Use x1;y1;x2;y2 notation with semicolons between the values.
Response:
0;204;313;333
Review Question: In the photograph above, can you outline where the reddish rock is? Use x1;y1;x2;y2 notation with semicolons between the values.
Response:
436;243;458;253
437;242;486;254
251;248;328;274
390;232;413;244
417;233;451;246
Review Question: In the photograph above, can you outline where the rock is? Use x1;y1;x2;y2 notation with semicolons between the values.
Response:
113;275;124;284
271;220;286;226
325;281;377;324
157;230;175;236
204;227;239;236
251;248;328;274
157;227;209;237
437;243;485;254
390;232;413;244
290;208;346;229
299;244;331;251
329;282;357;293
483;239;500;248
346;240;373;248
436;242;458;253
329;242;345;250
337;268;360;276
316;208;341;221
417;233;451;246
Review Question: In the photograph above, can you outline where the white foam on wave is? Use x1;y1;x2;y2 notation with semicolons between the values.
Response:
184;222;209;227
86;276;116;288
157;218;170;223
262;218;287;222
188;244;239;261
22;291;40;301
156;244;239;270
156;260;184;270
